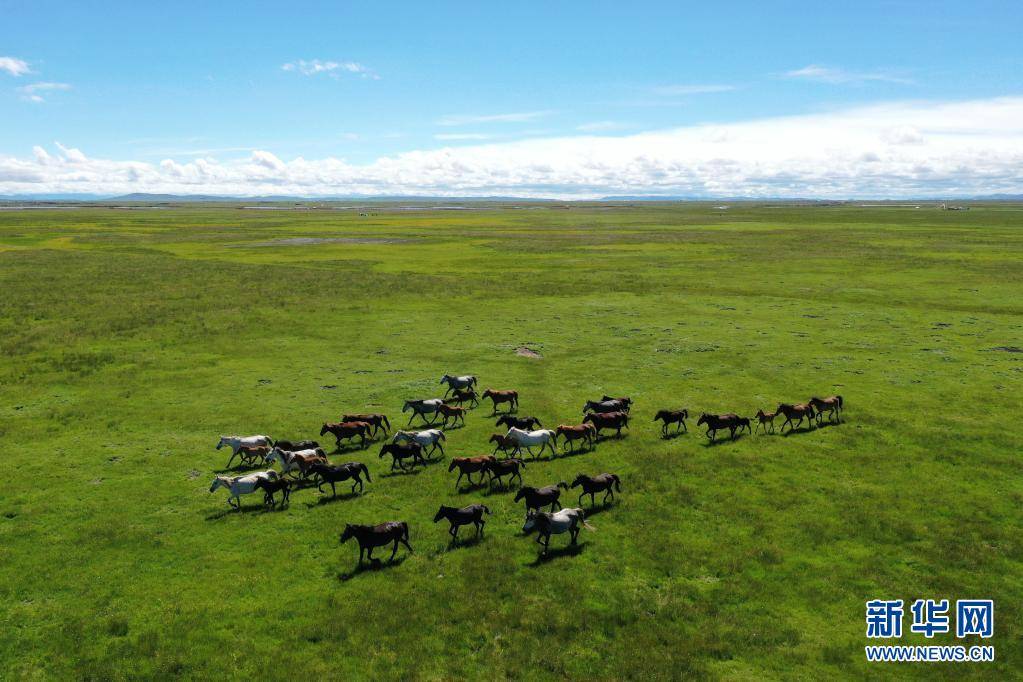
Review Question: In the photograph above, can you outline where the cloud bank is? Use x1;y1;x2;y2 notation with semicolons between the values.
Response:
3;97;1023;198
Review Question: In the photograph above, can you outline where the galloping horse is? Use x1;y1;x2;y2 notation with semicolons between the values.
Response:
514;483;568;517
440;374;477;396
555;424;597;452
320;421;372;449
210;470;278;509
392;429;446;458
402;399;444;425
653;409;688;437
216;435;273;457
448;456;496;489
776;403;816;432
308;461;372;496
582;399;624;415
340;522;413;564
583;411;630;438
696;413;749;441
434;504;491;540
340;413;391;437
482;389;518;414
809;396;843;424
379;442;425;472
254;476;292;507
570;473;621;507
496;415;543;431
266;447;328;477
483;457;525;488
522;508;592;555
754;409;778;434
438;403;467;428
505;427;558;459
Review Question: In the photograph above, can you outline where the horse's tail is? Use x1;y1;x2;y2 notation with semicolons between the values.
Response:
612;474;622;492
438;430;446;441
482;505;492;515
360;463;372;482
579;512;595;531
682;409;688;419
837;395;844;409
470;376;478;387
557;481;568;490
381;414;391;429
401;521;411;543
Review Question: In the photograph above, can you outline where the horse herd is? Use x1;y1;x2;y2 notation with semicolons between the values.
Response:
209;373;844;563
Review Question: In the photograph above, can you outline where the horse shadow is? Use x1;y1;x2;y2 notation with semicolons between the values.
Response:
661;430;688;440
309;491;362;507
456;480;490;494
528;542;586;566
481;483;518;496
331;442;372;455
440;423;465;431
204;502;273;520
701;435;747;447
338;554;409;582
380;467;426;478
577;500;616;516
445;534;487;550
781;425;816;437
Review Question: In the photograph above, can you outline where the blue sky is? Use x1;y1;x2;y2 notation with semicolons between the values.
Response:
2;1;1022;197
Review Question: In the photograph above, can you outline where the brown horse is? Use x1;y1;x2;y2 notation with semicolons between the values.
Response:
496;414;543;431
228;444;271;469
514;483;568;518
555;424;597;452
754;409;778;434
433;504;491;540
489;433;516;455
340;522;413;564
444;388;480;408
696;413;749;441
482;389;518;414
438;404;467;428
378;442;425;472
254;476;292;506
653;409;688;437
483;457;525;488
340;413;390;437
583;411;630;438
809;396;843;424
448;456;495;488
776;403;816;432
320;421;372;449
570;473;621;507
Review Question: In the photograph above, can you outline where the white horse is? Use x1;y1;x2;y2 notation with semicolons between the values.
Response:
392;429;446;457
522;507;593;554
402;399;444;425
210;470;277;509
216;435;273;456
505;427;558;459
265;447;323;476
440;374;477;396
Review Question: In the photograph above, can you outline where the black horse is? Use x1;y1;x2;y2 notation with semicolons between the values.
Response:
653;409;688;436
696;413;750;441
379;442;426;472
254;477;292;507
433;504;491;540
514;483;567;518
496;415;543;431
308;462;371;496
340;522;413;564
570;473;621;507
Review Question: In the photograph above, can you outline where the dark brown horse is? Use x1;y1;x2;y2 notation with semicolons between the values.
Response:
809;395;843;424
320;421;372;449
653;409;688;437
341;413;390;437
308;461;371;496
777;403;816;432
555;424;597;452
489;433;516;455
496;414;543;431
514;483;568;518
754;409;778;433
378;441;425;471
570;473;621;507
444;388;480;408
433;504;491;540
340;522;412;564
696;413;749;441
583;411;630;438
482;389;518;414
254;476;292;506
448;456;495;488
483;457;525;488
438;403;467;428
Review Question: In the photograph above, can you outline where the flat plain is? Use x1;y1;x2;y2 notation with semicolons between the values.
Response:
0;202;1020;679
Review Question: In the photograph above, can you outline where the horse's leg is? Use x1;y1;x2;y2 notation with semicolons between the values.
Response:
330;481;337;497
590;491;597;507
359;546;365;564
455;470;464;488
571;528;579;545
449;524;458;539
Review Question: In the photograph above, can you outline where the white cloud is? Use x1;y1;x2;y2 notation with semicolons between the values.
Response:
0;56;31;77
650;84;735;96
434;133;493;141
4;97;1023;199
576;121;627;132
784;64;913;85
18;82;71;102
281;59;378;79
437;111;553;126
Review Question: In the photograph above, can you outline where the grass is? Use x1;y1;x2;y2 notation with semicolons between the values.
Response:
0;202;1020;679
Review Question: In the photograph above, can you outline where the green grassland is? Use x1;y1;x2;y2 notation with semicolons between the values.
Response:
0;202;1020;679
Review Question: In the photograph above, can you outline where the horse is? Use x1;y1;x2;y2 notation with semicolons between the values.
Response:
754;409;778;434
272;439;320;452
440;374;477;396
809;396;843;424
522;508;592;555
308;461;372;496
696;413;749;441
445;388;480;408
489;433;517;455
601;395;633;412
216;435;272;457
320;421;372;450
254;476;292;507
379;442;426;472
209;470;278;509
555;424;596;452
482;389;518;414
570;473;621;507
514;483;568;517
341;413;391;437
653;409;688;437
582;411;630;438
227;444;271;469
496;415;543;431
448;456;495;488
438;404;467;428
392;429;446;458
776;403;816;432
483;457;525;488
582;399;625;415
340;522;413;565
402;399;444;425
433;504;491;540
505;427;558;459
265;447;328;477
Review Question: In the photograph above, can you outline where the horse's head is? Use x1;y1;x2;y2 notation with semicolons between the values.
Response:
440;375;450;384
482;389;493;398
378;444;389;457
433;506;451;522
319;423;331;436
339;525;356;544
447;459;460;472
402;401;414;413
209;477;228;493
216;436;230;450
521;512;543;534
495;415;509;427
570;474;586;488
697;413;710;426
582;413;594;424
513;487;530;502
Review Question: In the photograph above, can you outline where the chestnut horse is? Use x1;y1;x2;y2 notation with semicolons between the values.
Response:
433;504;491;540
482;389;518;414
809;395;843;424
496;415;543;431
227;444;271;469
653;409;688;437
696;413;749;441
484;457;525;488
754;409;778;434
378;442;425;472
555;424;597;452
571;472;621;507
448;456;495;488
514;483;568;518
340;522;413;564
583;411;630;438
438;404;467;428
489;433;516;455
320;421;372;449
776;403;815;432
341;413;390;437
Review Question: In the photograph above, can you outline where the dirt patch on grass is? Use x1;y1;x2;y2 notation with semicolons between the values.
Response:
232;237;415;247
516;346;543;359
